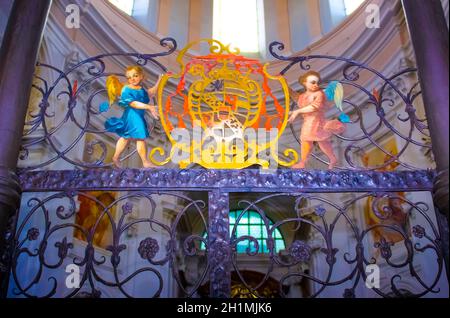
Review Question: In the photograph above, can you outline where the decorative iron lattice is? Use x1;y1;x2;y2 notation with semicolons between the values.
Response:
230;192;443;298
269;41;431;171
20;38;177;172
19;39;432;171
8;191;208;298
8;39;445;298
7;187;444;298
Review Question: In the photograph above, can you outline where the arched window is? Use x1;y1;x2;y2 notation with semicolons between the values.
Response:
109;0;135;15
213;0;261;53
344;0;365;15
320;0;366;34
201;210;286;253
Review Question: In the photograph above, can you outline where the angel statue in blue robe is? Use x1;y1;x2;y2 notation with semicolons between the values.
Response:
99;65;161;168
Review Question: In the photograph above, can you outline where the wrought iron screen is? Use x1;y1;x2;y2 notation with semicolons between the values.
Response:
4;38;447;298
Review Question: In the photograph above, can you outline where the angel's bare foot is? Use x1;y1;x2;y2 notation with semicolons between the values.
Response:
112;157;121;168
328;160;337;170
291;162;306;169
143;160;156;168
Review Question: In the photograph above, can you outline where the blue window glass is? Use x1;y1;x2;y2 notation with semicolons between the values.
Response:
200;210;286;253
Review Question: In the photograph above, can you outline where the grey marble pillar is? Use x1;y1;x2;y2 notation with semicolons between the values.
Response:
0;0;52;296
402;0;449;279
401;0;449;215
208;190;231;298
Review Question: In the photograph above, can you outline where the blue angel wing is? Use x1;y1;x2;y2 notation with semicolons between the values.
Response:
99;101;110;113
324;81;338;100
338;113;351;123
325;81;344;112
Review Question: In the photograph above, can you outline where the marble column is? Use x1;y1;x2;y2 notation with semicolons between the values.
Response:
0;0;52;295
167;0;189;48
208;190;230;298
402;0;449;278
262;0;291;59
188;0;213;55
401;0;449;215
156;0;171;40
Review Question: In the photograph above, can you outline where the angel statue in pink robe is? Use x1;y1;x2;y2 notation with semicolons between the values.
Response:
288;70;349;169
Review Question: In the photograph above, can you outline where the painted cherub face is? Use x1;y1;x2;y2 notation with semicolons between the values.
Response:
303;75;320;92
126;69;144;87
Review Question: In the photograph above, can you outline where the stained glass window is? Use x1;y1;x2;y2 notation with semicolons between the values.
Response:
201;210;286;253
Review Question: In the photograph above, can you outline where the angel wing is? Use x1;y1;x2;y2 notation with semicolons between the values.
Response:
100;76;125;113
99;101;109;113
288;86;300;103
106;76;124;104
324;81;344;112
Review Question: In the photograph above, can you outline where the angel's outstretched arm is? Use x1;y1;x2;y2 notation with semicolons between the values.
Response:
148;74;163;96
129;101;152;110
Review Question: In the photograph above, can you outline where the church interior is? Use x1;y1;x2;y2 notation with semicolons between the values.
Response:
0;0;448;298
